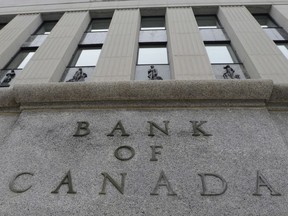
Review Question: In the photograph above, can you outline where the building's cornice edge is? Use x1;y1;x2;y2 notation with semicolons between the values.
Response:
0;0;285;16
0;80;271;110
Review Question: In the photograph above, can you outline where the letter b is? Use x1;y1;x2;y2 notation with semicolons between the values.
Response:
73;121;90;137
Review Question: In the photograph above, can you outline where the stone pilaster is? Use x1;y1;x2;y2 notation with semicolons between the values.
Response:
270;5;288;34
15;11;90;84
218;6;288;83
0;14;41;70
166;7;214;80
92;9;140;82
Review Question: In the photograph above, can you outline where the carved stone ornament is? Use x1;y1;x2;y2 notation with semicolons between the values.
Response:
66;68;87;82
223;65;240;79
148;65;163;80
0;70;16;87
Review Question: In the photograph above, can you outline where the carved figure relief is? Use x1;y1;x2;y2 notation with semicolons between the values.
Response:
0;70;16;87
223;65;240;79
148;65;163;80
67;68;87;82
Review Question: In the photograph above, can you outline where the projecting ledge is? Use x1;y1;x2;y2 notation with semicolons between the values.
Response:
0;88;17;108
267;84;288;110
12;80;273;108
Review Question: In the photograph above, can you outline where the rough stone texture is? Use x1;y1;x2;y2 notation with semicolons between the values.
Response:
270;111;288;145
269;84;288;103
0;88;17;108
0;113;18;144
0;108;288;215
13;80;273;105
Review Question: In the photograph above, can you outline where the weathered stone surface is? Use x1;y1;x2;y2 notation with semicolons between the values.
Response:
270;84;288;103
0;108;287;215
14;80;273;104
0;113;18;144
0;88;17;108
270;111;288;145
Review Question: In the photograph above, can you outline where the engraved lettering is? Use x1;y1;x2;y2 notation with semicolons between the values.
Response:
150;146;163;161
73;121;90;137
99;173;127;195
9;172;34;193
253;171;281;196
107;121;130;136
148;121;169;137
198;173;227;196
190;121;212;136
114;146;135;161
150;170;177;196
51;170;76;194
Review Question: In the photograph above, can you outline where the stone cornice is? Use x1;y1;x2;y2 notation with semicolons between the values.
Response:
0;80;275;110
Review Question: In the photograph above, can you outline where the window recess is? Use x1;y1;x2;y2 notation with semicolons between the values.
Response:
205;43;247;80
22;21;57;48
79;18;111;45
136;16;170;81
254;14;288;59
61;46;101;82
196;15;229;42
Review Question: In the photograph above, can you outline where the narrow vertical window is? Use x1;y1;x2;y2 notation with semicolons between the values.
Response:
135;16;170;80
196;15;247;79
62;47;101;82
254;14;288;59
0;21;58;87
61;18;110;82
80;19;111;45
22;21;57;48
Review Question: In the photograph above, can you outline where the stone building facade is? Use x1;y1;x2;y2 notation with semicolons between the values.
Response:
1;0;288;215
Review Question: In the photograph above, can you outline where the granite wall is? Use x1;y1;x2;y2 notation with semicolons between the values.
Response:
0;108;287;215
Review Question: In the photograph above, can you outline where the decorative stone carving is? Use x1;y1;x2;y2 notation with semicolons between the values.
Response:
223;65;240;79
148;65;163;80
66;68;87;82
0;70;16;87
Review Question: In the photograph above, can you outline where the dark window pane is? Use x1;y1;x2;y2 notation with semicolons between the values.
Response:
141;17;165;30
254;15;278;28
36;21;57;35
88;19;111;32
196;16;220;29
0;23;6;30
